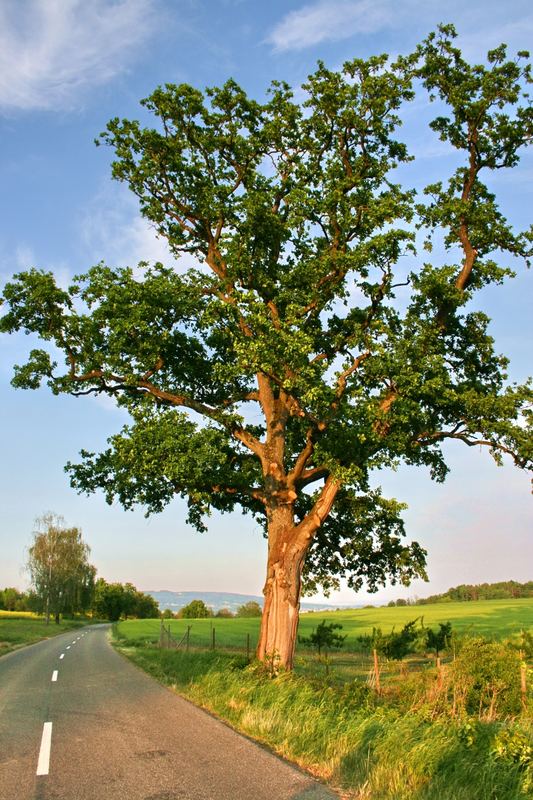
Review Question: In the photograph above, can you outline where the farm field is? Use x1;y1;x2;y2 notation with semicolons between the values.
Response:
116;597;533;652
0;610;90;656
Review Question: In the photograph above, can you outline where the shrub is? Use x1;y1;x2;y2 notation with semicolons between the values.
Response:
451;637;523;718
299;620;346;656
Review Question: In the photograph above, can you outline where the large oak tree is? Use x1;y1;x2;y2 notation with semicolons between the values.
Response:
2;27;531;668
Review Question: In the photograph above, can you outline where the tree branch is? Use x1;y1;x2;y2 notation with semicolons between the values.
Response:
415;429;526;468
295;475;341;542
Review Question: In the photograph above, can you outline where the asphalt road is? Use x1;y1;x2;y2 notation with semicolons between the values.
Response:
0;625;337;800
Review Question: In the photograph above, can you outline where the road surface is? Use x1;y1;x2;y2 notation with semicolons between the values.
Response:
0;625;337;799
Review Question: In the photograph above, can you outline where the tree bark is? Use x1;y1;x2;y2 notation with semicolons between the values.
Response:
256;473;340;671
257;507;309;671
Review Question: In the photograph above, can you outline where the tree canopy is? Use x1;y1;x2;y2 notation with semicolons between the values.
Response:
93;578;160;621
1;26;531;667
27;513;96;624
180;599;212;618
236;601;263;617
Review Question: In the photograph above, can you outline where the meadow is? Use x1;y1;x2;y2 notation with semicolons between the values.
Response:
116;597;533;653
0;610;90;655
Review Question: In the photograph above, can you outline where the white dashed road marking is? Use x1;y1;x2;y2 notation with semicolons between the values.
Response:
59;654;64;660
51;671;58;682
36;722;53;776
66;646;70;650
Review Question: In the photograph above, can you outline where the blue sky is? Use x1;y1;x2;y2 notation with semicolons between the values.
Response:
0;0;531;604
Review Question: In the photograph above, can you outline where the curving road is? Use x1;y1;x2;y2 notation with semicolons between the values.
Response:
0;625;337;800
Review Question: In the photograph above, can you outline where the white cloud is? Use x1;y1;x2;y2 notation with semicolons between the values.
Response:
0;240;72;289
79;183;200;272
267;0;533;55
267;0;396;52
0;0;156;111
458;16;533;61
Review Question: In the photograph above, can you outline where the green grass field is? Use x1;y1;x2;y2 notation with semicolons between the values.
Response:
0;612;90;656
116;597;533;652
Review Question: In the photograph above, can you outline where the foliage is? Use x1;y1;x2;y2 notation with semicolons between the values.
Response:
92;578;159;621
358;617;427;659
27;513;96;623
426;621;453;657
1;26;532;664
416;580;533;604
236;601;262;617
180;599;212;618
451;637;523;718
0;587;28;612
358;618;453;659
492;726;532;768
299;619;346;656
216;607;234;618
507;629;533;660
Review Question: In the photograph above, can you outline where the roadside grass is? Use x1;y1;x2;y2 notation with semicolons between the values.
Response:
0;615;93;656
115;644;532;800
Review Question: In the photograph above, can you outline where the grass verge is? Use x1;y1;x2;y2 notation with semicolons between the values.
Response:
114;642;532;800
0;614;94;656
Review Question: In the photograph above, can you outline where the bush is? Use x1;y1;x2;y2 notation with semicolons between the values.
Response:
451;637;523;718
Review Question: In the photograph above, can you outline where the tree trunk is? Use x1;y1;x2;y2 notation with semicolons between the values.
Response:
257;514;309;671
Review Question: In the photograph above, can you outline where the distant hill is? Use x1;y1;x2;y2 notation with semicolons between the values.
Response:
383;580;533;607
414;580;533;604
148;590;359;613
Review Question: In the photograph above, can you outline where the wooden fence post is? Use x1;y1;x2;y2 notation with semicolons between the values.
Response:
373;648;381;695
186;625;190;652
246;633;250;661
211;626;216;651
436;656;443;690
159;618;164;648
520;650;527;710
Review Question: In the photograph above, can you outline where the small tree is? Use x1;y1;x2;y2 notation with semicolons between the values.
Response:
27;513;95;624
132;590;160;618
381;619;426;660
216;607;234;618
236;601;262;617
299;620;346;656
93;579;125;622
0;587;25;611
426;621;452;658
358;618;425;659
180;599;212;618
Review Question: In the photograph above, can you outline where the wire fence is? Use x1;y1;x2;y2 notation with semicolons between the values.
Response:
154;619;529;709
158;619;255;659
